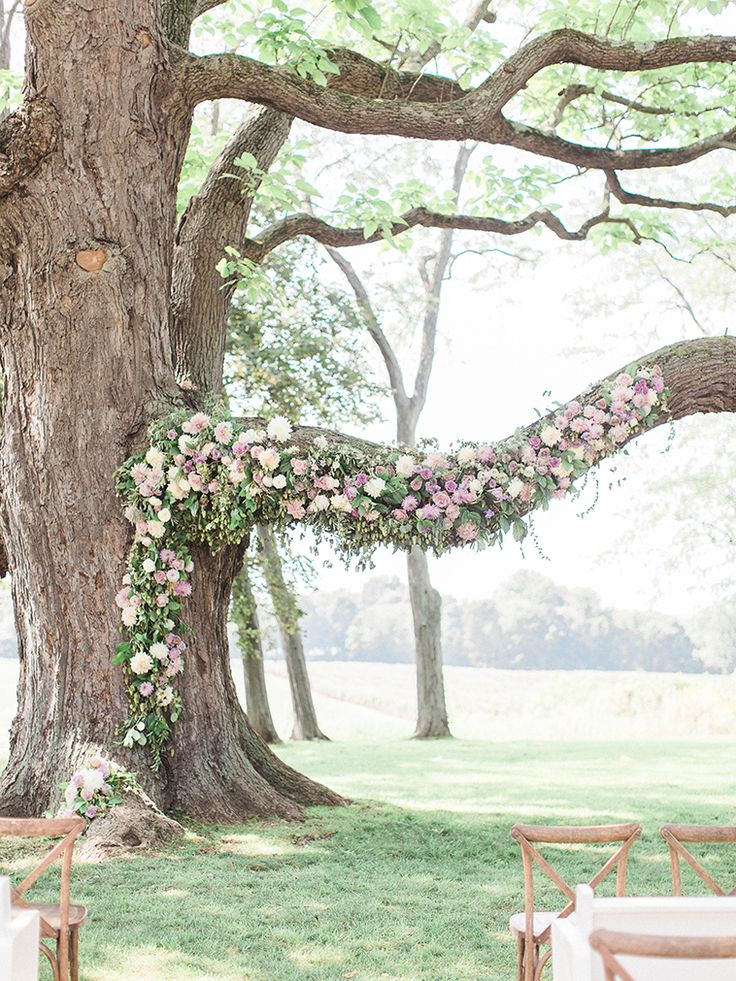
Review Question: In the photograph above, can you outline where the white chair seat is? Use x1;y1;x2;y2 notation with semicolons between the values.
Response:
509;910;559;939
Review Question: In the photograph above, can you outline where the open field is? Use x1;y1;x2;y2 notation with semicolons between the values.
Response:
2;658;735;757
1;661;736;979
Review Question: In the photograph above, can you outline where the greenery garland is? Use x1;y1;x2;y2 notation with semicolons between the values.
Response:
115;365;667;769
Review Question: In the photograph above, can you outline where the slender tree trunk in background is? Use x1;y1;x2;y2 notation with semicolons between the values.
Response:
257;525;328;741
232;562;281;744
407;547;450;737
398;414;451;738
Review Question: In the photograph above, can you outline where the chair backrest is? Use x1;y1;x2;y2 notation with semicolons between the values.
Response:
590;928;736;981
0;817;85;976
660;824;736;896
510;823;641;946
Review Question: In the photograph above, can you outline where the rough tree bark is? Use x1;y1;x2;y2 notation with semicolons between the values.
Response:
0;1;339;821
257;525;328;741
232;560;281;744
0;0;734;822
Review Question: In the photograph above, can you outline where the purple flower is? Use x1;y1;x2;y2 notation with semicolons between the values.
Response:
174;581;192;597
419;468;432;480
402;495;418;512
418;504;440;521
85;805;98;820
444;479;458;494
354;473;369;487
167;429;177;439
140;681;154;697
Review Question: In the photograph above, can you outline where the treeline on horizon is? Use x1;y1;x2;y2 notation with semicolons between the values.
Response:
295;571;730;674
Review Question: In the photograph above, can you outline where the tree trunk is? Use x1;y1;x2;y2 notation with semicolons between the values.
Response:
232;562;281;744
407;547;450;738
397;415;452;739
257;525;328;741
0;2;340;820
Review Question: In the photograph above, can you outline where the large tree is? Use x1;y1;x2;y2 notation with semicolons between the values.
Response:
1;0;735;822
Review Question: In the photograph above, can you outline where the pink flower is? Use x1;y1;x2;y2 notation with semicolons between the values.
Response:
418;504;440;521
115;587;131;609
140;681;154;696
456;521;478;542
173;581;192;597
156;593;169;608
188;473;204;492
154;570;167;585
402;495;418;512
432;491;451;509
286;499;306;519
410;477;423;491
391;509;408;522
291;458;309;475
85;805;98;819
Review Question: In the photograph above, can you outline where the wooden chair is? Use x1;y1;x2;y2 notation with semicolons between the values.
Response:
590;928;736;980
0;817;87;981
510;822;641;981
660;824;736;896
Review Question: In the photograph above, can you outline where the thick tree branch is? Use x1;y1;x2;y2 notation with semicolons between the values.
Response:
0;98;58;198
232;336;736;545
170;107;293;392
605;170;736;219
178;31;736;171
243;203;640;262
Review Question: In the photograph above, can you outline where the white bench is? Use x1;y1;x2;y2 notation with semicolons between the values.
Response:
0;876;39;981
552;884;736;980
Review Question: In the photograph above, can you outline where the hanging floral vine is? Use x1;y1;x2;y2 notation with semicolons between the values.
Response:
115;364;668;768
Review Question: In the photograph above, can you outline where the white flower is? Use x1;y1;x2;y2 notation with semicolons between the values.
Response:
313;435;328;451
540;425;561;447
457;446;477;465
312;494;330;511
507;477;525;498
214;421;234;445
168;478;190;501
147;520;165;539
142;558;156;574
157;686;174;707
267;416;292;443
262;475;273;488
395;454;416;478
122;574;131;586
150;642;169;662
468;479;481;494
331;494;352;512
145;447;165;468
158;508;172;523
165;619;175;630
259;447;280;471
79;767;106;793
121;607;138;627
272;474;287;489
363;477;386;499
130;651;153;674
178;434;196;454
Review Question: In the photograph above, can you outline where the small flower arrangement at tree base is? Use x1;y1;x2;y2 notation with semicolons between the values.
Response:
59;756;140;822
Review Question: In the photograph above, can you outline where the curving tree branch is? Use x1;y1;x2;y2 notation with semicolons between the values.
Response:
242;203;641;262
605;170;736;219
170;107;293;392
177;31;736;171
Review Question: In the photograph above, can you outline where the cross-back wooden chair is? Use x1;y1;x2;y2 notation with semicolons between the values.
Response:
660;824;736;896
509;822;641;981
590;928;736;981
0;817;87;981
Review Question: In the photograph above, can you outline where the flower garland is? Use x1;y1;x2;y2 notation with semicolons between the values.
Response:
115;364;667;768
59;757;139;821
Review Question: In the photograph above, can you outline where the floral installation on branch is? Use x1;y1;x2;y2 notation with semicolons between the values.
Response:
59;757;140;821
115;365;668;767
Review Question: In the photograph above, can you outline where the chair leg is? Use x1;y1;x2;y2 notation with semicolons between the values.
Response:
516;934;525;981
70;928;80;981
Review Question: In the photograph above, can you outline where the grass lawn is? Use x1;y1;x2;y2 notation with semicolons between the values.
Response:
3;738;736;980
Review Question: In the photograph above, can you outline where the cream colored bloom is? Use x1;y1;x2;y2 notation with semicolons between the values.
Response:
272;474;287;489
457;446;477;465
130;651;153;674
267;416;293;443
395;454;416;478
540;425;561;447
150;642;169;662
157;686;174;707
363;477;386;499
507;477;525;498
145;447;165;468
121;607;138;627
147;520;165;539
331;494;352;512
259;447;281;471
158;508;171;523
142;558;156;574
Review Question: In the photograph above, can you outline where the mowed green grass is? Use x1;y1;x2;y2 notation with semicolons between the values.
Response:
2;738;736;981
